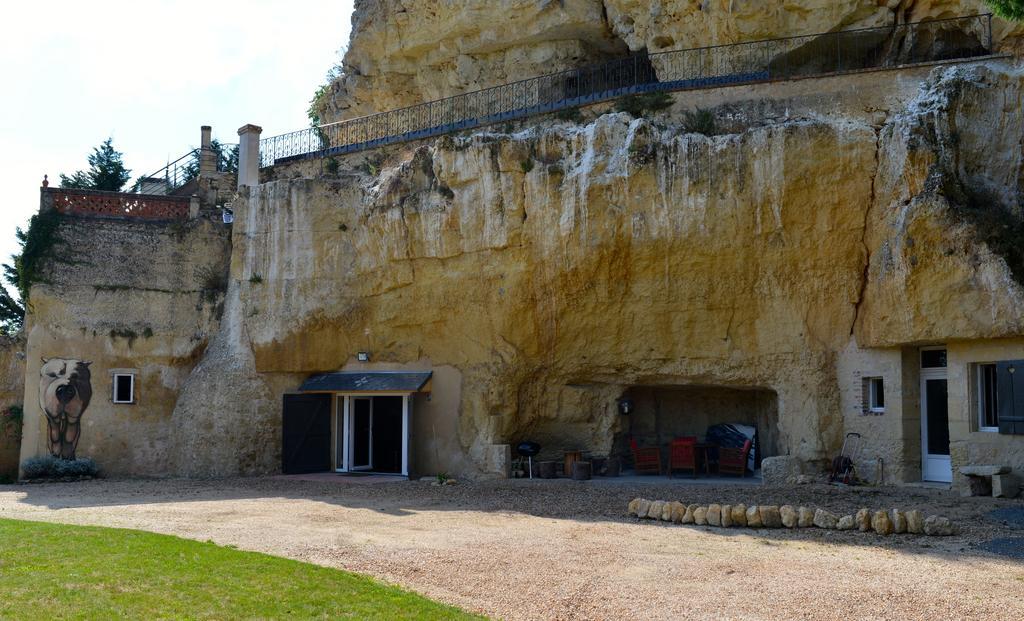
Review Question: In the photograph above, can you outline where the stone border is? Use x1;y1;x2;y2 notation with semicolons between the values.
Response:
628;498;957;536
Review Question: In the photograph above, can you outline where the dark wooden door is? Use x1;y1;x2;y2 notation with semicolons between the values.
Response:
998;361;1024;435
281;394;332;474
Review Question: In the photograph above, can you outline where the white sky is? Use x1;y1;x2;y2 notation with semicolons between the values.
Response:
0;0;354;286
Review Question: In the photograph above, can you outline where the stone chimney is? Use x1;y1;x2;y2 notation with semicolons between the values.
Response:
199;125;215;176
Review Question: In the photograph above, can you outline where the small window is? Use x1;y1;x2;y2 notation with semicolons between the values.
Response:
921;348;947;368
978;363;999;431
113;373;135;404
867;377;885;412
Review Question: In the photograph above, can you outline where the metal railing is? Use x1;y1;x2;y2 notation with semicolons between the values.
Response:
133;143;239;195
260;14;994;168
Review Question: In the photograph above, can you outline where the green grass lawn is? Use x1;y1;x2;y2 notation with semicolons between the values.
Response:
0;518;481;620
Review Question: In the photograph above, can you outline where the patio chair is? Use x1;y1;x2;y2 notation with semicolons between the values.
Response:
630;437;662;475
667;437;699;478
717;439;752;477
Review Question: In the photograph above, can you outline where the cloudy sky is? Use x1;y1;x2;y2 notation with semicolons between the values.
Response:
0;0;355;288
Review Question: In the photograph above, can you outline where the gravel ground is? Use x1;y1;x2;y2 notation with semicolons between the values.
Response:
0;476;1022;620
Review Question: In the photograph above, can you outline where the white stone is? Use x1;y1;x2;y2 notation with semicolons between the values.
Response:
761;456;802;486
813;509;838;529
959;465;1010;476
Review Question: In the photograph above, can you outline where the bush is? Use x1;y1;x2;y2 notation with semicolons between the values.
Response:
615;92;673;118
21;456;99;480
682;108;717;136
985;0;1024;21
554;107;584;123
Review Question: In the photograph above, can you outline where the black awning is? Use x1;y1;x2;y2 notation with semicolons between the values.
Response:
299;371;432;393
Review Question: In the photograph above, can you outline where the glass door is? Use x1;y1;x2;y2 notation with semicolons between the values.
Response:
920;348;951;483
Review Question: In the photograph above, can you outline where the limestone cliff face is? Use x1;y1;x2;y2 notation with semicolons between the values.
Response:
238;62;1024;476
321;0;1022;122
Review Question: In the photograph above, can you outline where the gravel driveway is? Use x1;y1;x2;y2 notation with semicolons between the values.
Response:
0;476;1021;620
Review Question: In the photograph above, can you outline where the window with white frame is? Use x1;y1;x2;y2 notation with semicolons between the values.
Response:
977;363;999;431
112;373;135;404
867;377;885;413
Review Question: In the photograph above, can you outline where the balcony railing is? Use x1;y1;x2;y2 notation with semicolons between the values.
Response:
259;13;994;168
133;143;239;195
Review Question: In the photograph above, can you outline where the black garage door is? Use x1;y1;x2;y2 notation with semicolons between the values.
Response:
282;393;332;474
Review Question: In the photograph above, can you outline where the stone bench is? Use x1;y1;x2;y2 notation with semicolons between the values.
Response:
959;465;1018;498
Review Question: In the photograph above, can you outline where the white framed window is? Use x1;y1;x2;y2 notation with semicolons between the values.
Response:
112;373;135;404
977;363;999;432
867;377;885;413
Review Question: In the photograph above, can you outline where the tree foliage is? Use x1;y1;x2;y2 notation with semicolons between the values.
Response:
308;51;345;127
0;209;62;334
181;140;240;183
985;0;1024;20
59;138;132;191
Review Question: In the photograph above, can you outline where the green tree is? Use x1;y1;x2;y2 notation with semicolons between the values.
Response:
985;0;1024;20
60;138;132;191
181;140;240;184
0;210;62;334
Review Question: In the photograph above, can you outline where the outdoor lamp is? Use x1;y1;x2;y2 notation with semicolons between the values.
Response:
617;397;634;415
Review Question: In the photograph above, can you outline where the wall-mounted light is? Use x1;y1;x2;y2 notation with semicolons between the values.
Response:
356;351;370;362
617;396;634;416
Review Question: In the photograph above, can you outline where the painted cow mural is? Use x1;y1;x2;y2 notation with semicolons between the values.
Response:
38;358;92;459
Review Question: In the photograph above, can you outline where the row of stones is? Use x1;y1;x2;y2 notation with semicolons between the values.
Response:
627;498;957;536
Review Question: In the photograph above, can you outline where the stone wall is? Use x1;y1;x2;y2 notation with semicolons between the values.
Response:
19;206;231;477
0;336;25;480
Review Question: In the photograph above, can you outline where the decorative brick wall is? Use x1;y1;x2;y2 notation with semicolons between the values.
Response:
44;188;190;221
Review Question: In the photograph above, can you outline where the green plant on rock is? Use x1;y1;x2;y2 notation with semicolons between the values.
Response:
1;208;62;334
615;91;673;118
324;158;340;175
520;159;534;174
248;274;264;285
985;0;1024;21
682;108;717;136
554;107;584;123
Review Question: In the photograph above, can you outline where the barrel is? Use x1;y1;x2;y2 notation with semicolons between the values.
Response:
571;461;592;481
538;460;558;479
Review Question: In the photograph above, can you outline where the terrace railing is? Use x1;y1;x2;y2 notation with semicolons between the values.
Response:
259;14;994;168
133;143;239;195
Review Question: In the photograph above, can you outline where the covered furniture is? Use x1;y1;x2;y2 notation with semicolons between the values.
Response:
667;437;699;478
630;437;662;475
717;439;753;477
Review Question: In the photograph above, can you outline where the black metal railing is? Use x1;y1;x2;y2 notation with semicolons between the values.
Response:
260;14;994;168
133;143;239;194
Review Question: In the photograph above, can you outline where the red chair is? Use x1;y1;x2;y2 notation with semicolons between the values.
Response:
718;439;752;477
630;437;662;475
668;437;698;478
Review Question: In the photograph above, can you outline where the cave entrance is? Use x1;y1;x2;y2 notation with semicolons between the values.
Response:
613;385;779;475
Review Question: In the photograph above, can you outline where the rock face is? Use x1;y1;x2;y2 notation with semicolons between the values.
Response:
238;47;1024;479
323;0;1024;121
761;456;802;486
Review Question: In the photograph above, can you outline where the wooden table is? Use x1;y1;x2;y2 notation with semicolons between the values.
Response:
694;443;717;475
564;451;582;477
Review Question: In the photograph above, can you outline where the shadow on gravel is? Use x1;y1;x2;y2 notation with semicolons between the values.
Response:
2;477;1023;564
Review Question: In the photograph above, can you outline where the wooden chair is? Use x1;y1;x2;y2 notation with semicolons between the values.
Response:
667;437;698;478
630;437;662;475
717;439;752;477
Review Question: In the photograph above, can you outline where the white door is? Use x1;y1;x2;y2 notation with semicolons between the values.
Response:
920;349;952;483
350;397;373;471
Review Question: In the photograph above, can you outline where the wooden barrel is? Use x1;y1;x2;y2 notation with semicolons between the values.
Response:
572;461;592;481
538;460;558;479
564;451;582;477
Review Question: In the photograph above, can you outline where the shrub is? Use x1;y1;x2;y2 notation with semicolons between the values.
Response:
248;274;264;285
520;159;534;174
324;158;340;175
615;92;673;118
683;108;717;136
21;456;99;480
985;0;1024;21
554;107;584;123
